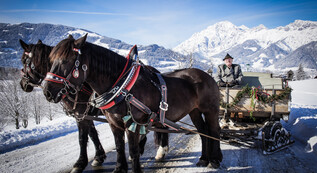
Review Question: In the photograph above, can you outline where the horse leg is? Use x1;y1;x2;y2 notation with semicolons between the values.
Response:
110;123;128;173
71;120;90;173
154;131;169;161
189;109;209;167
128;135;147;161
139;135;147;155
203;108;223;168
87;120;107;166
127;131;142;173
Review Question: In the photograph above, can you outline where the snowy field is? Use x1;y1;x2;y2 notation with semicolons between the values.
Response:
0;79;316;172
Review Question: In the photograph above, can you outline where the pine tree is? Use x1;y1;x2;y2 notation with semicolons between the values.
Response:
296;64;307;80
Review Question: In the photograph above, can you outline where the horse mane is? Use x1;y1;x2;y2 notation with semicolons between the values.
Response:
50;37;75;63
50;37;127;78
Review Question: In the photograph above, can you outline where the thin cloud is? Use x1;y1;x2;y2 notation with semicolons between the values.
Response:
0;9;130;16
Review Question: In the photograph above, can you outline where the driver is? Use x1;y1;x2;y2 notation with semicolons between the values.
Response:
216;53;243;87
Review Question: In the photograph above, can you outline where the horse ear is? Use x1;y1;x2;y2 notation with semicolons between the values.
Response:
74;33;87;49
19;39;30;51
68;35;74;39
128;45;138;59
37;40;43;44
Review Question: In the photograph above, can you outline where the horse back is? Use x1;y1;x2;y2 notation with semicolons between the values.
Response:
164;68;218;94
162;68;219;119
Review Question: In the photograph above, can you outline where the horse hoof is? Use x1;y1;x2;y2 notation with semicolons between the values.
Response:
91;159;102;167
207;160;220;169
155;146;168;161
70;167;84;173
112;168;128;173
196;159;209;167
91;154;106;166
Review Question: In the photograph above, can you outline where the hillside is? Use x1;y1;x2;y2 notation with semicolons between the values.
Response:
0;23;204;72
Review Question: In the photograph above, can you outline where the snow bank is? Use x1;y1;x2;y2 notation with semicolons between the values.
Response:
0;117;78;153
288;79;317;107
284;108;317;154
285;79;317;154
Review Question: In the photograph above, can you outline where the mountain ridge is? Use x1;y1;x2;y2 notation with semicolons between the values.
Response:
0;22;198;72
173;20;317;72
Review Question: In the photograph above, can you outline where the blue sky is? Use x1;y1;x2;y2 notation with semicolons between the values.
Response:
0;0;316;48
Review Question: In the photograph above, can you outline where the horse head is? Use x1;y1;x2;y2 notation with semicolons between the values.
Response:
19;39;52;92
43;34;89;103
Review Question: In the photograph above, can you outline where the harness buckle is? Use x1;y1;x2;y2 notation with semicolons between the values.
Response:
75;60;80;67
159;101;168;112
125;93;133;102
82;64;88;71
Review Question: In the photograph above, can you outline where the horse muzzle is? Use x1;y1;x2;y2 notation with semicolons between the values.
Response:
20;79;34;92
43;86;64;103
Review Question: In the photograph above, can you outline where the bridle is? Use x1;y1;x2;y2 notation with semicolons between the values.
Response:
21;51;45;87
43;48;94;121
44;48;88;99
21;48;94;121
43;44;171;131
44;46;142;111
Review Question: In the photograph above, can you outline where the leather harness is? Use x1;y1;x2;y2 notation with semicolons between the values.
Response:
45;45;175;132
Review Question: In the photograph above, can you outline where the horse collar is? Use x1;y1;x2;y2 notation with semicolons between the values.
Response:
91;62;141;110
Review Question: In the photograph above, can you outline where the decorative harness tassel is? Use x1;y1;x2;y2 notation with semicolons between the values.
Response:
139;125;146;135
128;122;137;133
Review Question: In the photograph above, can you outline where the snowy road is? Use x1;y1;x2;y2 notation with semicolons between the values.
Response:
81;130;317;173
2;79;317;173
1;119;317;173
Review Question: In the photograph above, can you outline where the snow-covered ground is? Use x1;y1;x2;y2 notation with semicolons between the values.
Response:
284;79;317;154
0;79;316;172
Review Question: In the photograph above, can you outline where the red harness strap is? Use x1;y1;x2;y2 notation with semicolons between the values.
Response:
99;65;141;110
111;45;135;87
45;72;66;84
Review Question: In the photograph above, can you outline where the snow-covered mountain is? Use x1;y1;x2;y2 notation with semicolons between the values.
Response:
0;23;200;72
1;21;316;74
173;20;317;72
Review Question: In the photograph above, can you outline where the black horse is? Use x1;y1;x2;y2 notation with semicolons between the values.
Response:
43;34;223;172
19;39;107;173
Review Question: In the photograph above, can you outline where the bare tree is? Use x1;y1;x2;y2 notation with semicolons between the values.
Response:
46;102;53;121
28;92;44;125
0;77;29;129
